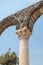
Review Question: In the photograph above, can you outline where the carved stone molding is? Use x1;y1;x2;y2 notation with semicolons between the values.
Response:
16;26;32;40
0;1;43;35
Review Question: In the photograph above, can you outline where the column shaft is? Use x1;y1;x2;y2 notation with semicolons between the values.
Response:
19;38;29;65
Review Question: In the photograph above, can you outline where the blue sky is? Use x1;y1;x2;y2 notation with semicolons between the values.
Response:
0;0;43;65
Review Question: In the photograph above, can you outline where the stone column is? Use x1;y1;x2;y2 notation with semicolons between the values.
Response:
16;26;31;65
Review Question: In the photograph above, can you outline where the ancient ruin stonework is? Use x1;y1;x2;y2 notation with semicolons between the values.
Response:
0;1;43;34
0;1;43;65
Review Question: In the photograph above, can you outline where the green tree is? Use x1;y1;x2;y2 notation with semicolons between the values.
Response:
0;49;19;65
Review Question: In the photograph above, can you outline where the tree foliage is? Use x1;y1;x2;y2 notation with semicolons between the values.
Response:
0;49;19;65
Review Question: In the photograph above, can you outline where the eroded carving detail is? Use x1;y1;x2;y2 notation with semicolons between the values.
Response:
0;1;43;34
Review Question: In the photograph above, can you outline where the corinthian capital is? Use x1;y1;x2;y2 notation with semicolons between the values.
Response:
16;26;32;40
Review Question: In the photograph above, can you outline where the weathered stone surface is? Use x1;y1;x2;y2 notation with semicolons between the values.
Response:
0;1;43;34
16;27;31;65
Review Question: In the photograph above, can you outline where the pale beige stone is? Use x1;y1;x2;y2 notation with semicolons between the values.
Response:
16;27;32;65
